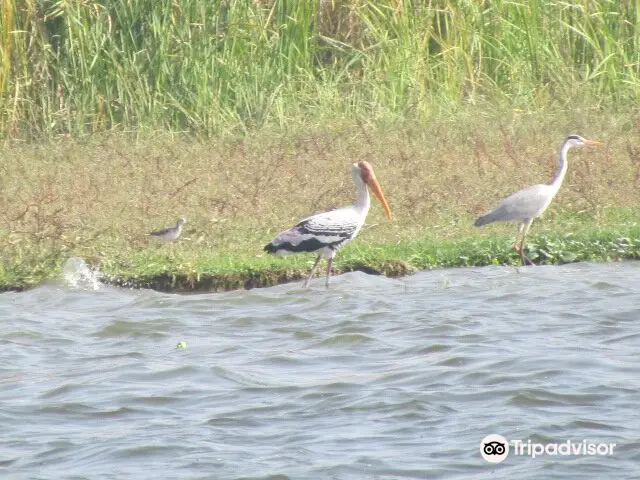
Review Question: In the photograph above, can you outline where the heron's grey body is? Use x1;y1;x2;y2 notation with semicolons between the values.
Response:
149;217;186;243
474;184;557;227
474;135;603;265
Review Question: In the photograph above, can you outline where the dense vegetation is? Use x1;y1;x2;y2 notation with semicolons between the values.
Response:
2;1;640;138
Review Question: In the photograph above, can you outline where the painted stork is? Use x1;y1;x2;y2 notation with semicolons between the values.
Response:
264;161;393;288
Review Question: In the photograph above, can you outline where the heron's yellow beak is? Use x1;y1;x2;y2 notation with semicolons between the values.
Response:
585;139;605;148
366;174;393;220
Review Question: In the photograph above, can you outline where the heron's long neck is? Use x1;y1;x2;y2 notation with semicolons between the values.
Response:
354;175;370;214
549;141;571;193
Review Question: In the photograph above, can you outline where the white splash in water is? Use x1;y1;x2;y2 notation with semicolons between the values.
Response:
62;257;101;291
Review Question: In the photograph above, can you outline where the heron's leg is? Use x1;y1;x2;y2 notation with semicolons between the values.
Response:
518;219;535;266
325;257;333;288
303;255;321;288
512;223;525;250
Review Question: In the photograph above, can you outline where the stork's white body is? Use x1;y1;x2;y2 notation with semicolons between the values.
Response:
267;180;370;259
265;162;391;287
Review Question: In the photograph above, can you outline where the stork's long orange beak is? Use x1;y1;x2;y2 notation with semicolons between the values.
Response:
585;139;605;148
366;174;393;220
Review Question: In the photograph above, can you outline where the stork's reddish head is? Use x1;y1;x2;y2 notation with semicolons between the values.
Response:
356;161;392;220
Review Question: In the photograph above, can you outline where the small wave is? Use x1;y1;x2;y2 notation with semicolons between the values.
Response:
62;257;101;291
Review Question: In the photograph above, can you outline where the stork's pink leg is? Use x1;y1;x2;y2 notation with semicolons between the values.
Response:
325;257;333;288
303;256;321;288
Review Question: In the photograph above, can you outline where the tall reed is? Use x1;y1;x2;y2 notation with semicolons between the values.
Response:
1;0;640;138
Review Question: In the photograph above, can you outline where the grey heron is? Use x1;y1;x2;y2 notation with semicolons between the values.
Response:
265;161;392;288
474;135;604;265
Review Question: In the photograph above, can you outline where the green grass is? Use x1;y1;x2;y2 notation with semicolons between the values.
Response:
58;219;640;292
3;0;640;290
3;1;640;138
0;115;639;292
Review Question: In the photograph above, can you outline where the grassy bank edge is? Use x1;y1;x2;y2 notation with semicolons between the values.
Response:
4;227;639;293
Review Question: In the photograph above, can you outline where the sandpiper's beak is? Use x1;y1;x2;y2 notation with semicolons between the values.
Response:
584;139;605;148
366;173;393;220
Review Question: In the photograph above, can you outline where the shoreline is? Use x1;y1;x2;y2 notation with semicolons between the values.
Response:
4;229;637;294
100;258;417;294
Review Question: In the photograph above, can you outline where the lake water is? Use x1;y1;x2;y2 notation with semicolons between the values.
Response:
2;261;639;479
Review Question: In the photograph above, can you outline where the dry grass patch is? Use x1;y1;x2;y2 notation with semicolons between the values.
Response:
2;111;640;289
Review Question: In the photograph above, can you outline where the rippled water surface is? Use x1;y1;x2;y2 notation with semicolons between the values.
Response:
2;262;640;479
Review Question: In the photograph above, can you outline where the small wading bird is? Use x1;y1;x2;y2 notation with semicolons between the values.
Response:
474;135;604;265
149;217;186;243
264;161;392;288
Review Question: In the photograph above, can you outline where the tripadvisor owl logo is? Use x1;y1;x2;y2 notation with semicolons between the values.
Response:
480;434;509;463
480;434;616;463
